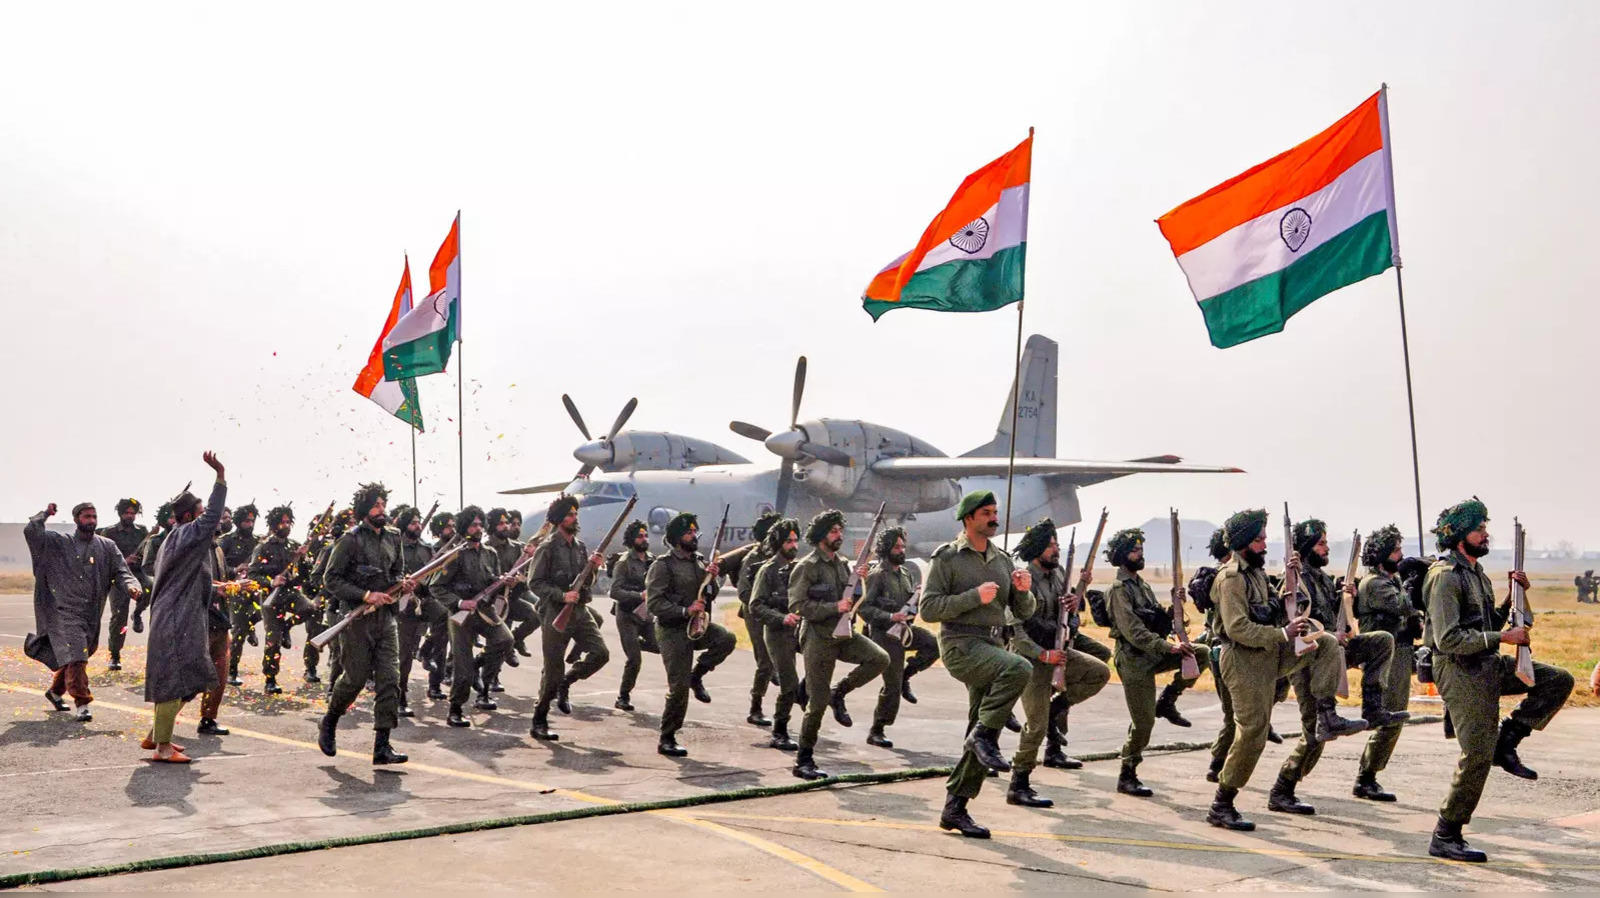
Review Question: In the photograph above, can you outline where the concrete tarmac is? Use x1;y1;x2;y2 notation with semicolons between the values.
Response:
1;592;1596;891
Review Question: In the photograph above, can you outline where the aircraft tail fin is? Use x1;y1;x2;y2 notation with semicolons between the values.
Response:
962;334;1057;459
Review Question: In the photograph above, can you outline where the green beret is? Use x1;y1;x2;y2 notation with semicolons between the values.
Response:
1363;524;1403;568
115;498;142;515
1105;528;1145;567
352;482;389;519
623;520;648;543
1207;528;1229;561
1433;497;1488;552
1292;518;1327;556
876;526;908;558
1013;518;1056;562
765;517;800;552
429;511;455;537
1223;508;1268;552
806;509;847;546
955;490;996;521
664;512;698;546
752;511;782;543
546;494;580;525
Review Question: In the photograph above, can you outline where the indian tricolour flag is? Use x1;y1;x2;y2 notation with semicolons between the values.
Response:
862;132;1031;320
1157;90;1400;348
353;258;423;431
383;213;461;379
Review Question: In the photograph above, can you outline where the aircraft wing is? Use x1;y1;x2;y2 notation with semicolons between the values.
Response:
498;480;577;496
869;455;1243;487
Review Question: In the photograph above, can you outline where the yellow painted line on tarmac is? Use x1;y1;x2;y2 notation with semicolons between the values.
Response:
0;681;879;891
685;811;1600;872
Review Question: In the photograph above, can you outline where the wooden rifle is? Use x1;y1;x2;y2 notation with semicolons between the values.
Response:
485;520;555;625
311;537;465;649
1282;503;1320;656
832;502;890;639
884;580;923;647
1046;526;1078;661
261;500;335;611
552;495;638;632
1510;518;1535;686
1056;509;1108;690
1335;530;1362;698
415;500;441;542
1170;508;1200;680
687;505;730;641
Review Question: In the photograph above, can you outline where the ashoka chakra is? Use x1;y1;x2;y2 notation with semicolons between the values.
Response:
948;217;990;254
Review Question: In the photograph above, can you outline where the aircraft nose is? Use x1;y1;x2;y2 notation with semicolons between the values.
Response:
574;440;612;467
764;430;806;460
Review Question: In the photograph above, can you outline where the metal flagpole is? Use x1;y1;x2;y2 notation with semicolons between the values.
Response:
456;211;465;509
1001;127;1034;551
1379;85;1425;555
411;426;418;509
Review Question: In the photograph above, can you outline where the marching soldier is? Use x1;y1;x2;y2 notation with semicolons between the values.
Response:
1424;498;1574;862
98;497;149;671
308;509;355;694
859;527;941;749
527;495;610;741
486;508;537;671
920;490;1035;839
1268;518;1408;815
787;510;890;780
1006;519;1110;806
248;505;321;693
1105;527;1205;797
750;518;803;751
1352;524;1421;801
221;502;261;683
420;512;457;695
1195;529;1237;783
608;520;659;711
646;512;736;758
393;505;447;717
432;506;514;725
317;483;412;765
736;511;782;728
1207;509;1366;831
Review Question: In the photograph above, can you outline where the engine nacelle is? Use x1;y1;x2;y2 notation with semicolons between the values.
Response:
577;431;750;472
791;418;959;513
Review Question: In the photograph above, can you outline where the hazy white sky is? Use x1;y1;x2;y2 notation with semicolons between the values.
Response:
3;2;1596;549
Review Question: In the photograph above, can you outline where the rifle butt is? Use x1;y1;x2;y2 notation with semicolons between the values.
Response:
551;603;575;634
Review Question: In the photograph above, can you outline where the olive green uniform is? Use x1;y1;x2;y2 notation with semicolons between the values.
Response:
98;520;150;661
432;540;512;707
529;532;611;711
1355;568;1420;775
788;548;889;751
1108;567;1206;765
248;535;323;680
1213;557;1346;791
322;523;405;729
921;532;1036;800
647;548;736;739
220;528;261;664
609;550;660;698
736;543;776;711
750;556;801;731
1424;551;1573;825
860;564;940;729
1010;560;1110;771
488;533;539;656
396;537;446;699
1276;564;1395;786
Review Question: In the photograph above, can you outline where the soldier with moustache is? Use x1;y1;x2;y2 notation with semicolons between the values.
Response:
392;505;448;718
749;518;804;751
420;512;456;695
246;505;314;693
608;519;660;711
858;527;941;749
735;511;782;728
1351;524;1421;802
1423;498;1574;862
486;508;537;673
527;494;610;741
1269;518;1408;816
98;498;150;671
646;512;737;757
1004;519;1111;807
787;510;890;780
432;506;515;726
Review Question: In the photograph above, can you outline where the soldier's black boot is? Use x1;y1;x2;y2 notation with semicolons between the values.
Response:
1353;770;1397;802
900;673;918;704
747;699;771;728
964;724;1011;772
503;650;519;669
1154;683;1192;727
372;728;408;765
245;626;257;647
769;723;798;752
474;687;498;712
264;677;283;695
615;692;634;712
689;671;712;704
565;643;583;665
530;706;559;741
1268;775;1315;815
317;710;341;757
556;675;574;715
1004;713;1023;733
227;664;242;687
198;717;229;736
132;613;145;634
657;733;687;757
829;685;853;727
1041;740;1081;770
1266;724;1284;744
398;699;414;719
1006;769;1054;808
304;659;321;684
1116;763;1153;797
866;724;893;748
1428;817;1487;863
446;705;470;728
514;638;532;658
108;653;122;672
792;747;827;781
1206;755;1225;784
796;678;808;709
1206;786;1256;831
1494;718;1538;780
938;794;991;839
1313;697;1367;743
1361;686;1409;728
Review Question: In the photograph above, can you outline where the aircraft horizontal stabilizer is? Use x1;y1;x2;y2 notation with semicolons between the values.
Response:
868;456;1243;485
498;480;576;496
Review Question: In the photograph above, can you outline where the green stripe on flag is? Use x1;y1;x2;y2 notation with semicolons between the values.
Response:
382;305;459;380
862;243;1025;321
1198;211;1392;348
396;378;423;432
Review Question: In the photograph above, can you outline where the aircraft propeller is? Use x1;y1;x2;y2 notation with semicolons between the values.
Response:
729;355;852;514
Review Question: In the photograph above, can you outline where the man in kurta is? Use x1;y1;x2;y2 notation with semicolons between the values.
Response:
98;497;150;671
920;490;1035;839
859;526;941;749
528;494;608;741
608;520;659;711
26;501;142;720
142;452;228;761
646;512;735;758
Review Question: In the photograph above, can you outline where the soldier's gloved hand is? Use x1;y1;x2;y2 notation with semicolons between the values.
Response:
977;582;999;604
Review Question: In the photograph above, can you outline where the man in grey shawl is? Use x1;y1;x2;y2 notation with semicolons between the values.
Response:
25;500;143;720
143;452;228;762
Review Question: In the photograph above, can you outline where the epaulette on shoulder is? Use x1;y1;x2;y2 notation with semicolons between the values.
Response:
932;542;958;560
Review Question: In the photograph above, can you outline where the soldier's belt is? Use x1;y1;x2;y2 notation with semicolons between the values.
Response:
940;622;1006;643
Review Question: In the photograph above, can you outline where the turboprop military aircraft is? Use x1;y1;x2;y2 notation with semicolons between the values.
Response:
500;335;1241;555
